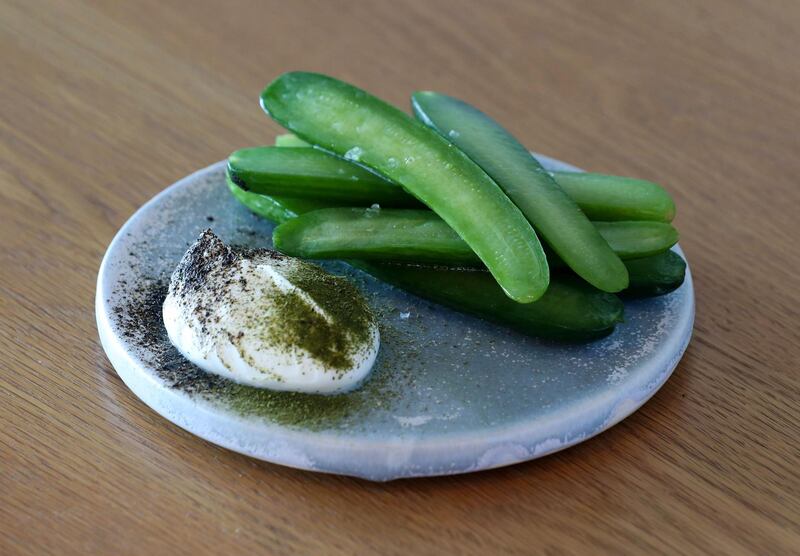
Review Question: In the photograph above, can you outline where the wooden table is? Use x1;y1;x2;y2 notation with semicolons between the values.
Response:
2;1;799;553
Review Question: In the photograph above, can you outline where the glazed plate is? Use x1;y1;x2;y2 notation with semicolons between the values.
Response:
96;156;694;481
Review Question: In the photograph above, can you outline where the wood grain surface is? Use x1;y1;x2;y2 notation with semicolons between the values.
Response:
2;0;799;554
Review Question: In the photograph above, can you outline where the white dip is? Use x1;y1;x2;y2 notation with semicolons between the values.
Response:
162;230;379;394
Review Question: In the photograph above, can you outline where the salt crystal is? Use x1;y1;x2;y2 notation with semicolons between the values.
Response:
344;146;364;161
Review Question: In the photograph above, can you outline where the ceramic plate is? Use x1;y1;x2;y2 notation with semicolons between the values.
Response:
96;155;694;481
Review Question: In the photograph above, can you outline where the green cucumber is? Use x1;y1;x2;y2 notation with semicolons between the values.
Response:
226;170;325;222
592;221;678;259
546;172;675;222
252;138;675;222
412;91;628;293
228;147;422;207
274;208;479;265
272;207;678;265
622;251;686;297
274;133;310;147
356;263;623;340
260;72;549;303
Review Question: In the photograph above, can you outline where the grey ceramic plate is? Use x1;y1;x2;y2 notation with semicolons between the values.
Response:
96;156;694;481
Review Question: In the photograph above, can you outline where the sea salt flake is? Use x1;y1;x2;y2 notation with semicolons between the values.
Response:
344;146;364;161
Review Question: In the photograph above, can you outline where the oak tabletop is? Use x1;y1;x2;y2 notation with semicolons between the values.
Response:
2;1;799;554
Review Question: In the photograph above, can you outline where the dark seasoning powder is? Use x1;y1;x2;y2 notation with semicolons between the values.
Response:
113;231;412;431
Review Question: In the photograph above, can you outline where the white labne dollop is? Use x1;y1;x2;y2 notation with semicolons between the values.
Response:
162;230;379;394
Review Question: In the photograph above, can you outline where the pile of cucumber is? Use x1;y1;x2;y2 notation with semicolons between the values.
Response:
226;72;685;340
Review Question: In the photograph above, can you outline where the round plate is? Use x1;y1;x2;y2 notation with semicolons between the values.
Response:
96;156;694;481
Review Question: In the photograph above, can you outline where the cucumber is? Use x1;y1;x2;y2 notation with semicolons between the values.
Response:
260;72;549;303
228;147;422;207
356;263;624;340
412;91;628;293
592;221;678;259
226;170;327;222
274;133;310;147
622;251;686;297
272;207;678;265
274;208;479;265
547;172;675;222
